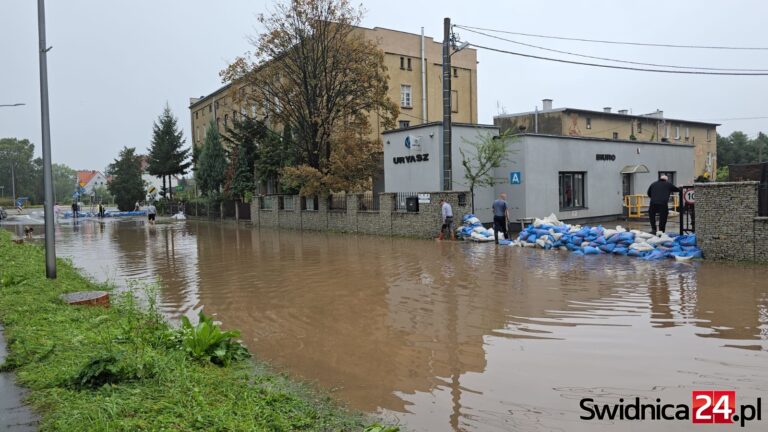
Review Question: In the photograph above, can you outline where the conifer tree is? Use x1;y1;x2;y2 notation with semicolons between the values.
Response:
147;104;191;200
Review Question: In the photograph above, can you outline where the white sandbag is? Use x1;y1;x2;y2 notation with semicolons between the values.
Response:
470;232;495;242
172;212;186;220
581;241;590;248
541;213;565;227
535;237;549;248
630;242;654;251
532;218;545;227
646;234;673;245
522;241;536;248
551;232;563;241
603;229;618;239
631;230;654;240
559;246;568;251
615;226;626;233
472;225;486;233
465;217;480;226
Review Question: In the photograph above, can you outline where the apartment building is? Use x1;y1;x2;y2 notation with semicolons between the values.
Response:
494;99;719;178
189;26;478;149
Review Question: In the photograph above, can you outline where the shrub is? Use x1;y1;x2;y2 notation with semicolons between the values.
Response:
179;311;251;366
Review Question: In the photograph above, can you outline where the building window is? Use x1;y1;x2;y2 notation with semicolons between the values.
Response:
224;114;228;128
399;120;410;129
665;124;670;139
400;84;412;108
451;90;458;113
400;57;404;70
658;171;676;184
612;132;619;140
215;101;219;110
208;105;212;113
637;121;642;134
586;118;592;129
559;172;586;210
196;127;200;142
195;111;198;119
216;117;221;130
675;125;680;139
407;58;412;70
453;67;458;77
706;129;711;141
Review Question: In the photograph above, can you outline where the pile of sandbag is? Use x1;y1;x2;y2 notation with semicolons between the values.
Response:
510;213;702;260
456;214;497;242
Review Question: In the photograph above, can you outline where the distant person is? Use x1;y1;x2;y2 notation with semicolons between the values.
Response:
492;193;510;244
98;202;105;218
647;175;680;234
147;202;157;225
438;199;454;241
134;201;140;211
71;201;79;219
54;202;61;221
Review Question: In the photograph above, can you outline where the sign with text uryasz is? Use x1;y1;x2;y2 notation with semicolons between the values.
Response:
510;172;522;184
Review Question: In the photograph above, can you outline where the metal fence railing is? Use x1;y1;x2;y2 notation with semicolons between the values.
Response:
358;192;380;211
394;192;418;212
328;193;346;211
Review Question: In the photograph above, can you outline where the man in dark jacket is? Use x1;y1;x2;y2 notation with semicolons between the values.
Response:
647;175;680;234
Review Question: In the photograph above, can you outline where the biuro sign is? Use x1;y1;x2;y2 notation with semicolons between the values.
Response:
393;154;429;164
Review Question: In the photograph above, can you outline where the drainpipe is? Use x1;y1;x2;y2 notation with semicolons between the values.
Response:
421;27;427;123
534;106;539;133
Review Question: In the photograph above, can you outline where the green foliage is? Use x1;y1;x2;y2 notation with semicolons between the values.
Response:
147;104;191;201
716;166;730;182
460;129;516;212
107;147;145;211
363;424;400;432
0;137;41;203
0;231;373;430
52;163;77;203
196;121;228;196
717;131;768;167
180;312;250;366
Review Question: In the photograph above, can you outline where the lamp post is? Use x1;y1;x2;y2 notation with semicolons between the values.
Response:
441;18;469;191
0;103;26;108
38;0;56;278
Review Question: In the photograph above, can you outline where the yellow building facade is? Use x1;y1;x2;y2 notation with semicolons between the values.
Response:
495;101;719;178
189;26;478;148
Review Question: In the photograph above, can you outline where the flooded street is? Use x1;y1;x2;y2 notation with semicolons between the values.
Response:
9;218;768;431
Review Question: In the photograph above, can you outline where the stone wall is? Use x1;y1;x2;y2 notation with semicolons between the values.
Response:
250;191;472;239
696;181;766;263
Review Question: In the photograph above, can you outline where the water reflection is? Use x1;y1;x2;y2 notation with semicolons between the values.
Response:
8;219;766;431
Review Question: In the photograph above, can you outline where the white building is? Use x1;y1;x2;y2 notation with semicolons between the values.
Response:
383;122;694;223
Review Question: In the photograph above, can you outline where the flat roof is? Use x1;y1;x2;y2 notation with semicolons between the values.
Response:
515;132;697;148
382;121;497;135
495;107;720;127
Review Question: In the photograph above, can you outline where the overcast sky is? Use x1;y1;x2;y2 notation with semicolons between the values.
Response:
1;0;767;171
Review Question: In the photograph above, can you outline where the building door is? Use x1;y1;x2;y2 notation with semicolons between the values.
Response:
622;174;633;196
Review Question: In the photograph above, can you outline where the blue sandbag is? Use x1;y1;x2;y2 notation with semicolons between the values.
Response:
599;243;615;253
612;247;628;255
583;246;601;255
678;235;697;247
499;239;512;245
566;243;579;251
627;249;642;257
571;236;584;245
527;234;537;243
534;229;550;237
594;236;607;245
572;250;585;256
643;250;666;260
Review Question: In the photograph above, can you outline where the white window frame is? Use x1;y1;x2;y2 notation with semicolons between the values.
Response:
400;84;412;108
675;125;680;139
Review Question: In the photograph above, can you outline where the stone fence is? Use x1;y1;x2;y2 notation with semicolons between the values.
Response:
696;181;767;263
249;191;473;239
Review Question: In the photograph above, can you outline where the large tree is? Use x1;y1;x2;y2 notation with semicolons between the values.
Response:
196;122;228;197
107;147;145;211
52;163;77;203
221;0;398;192
0;138;41;203
147;104;190;200
459;130;516;213
718;131;768;167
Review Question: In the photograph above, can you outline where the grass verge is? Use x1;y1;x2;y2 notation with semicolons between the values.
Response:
0;231;389;431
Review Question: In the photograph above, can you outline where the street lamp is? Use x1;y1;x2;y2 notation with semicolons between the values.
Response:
0;103;26;107
37;0;56;278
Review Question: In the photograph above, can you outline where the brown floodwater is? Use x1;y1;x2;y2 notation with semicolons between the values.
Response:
9;218;768;431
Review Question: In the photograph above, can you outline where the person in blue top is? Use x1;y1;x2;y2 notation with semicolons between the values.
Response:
492;193;510;244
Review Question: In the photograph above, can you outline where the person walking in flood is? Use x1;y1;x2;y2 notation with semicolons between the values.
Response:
71;201;79;219
647;175;680;234
147;202;157;225
438;199;455;241
492;193;510;244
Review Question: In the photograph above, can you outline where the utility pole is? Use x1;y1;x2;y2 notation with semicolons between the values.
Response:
442;17;452;191
10;162;16;204
38;0;56;278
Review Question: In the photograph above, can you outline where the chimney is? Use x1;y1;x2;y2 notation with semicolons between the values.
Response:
603;107;612;113
618;109;628;115
542;99;553;111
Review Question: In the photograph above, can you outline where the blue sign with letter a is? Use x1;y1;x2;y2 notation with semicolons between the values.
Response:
510;171;522;184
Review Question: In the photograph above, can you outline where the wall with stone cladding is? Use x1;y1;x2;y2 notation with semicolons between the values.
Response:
250;191;471;239
754;218;768;263
696;182;761;262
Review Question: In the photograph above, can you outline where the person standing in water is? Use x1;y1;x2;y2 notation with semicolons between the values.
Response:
146;202;157;225
647;175;680;234
492;193;510;244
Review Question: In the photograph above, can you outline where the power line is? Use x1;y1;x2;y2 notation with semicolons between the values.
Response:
703;116;768;121
467;42;768;76
456;26;768;72
454;24;768;51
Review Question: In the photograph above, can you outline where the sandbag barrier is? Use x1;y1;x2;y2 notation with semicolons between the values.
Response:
459;213;702;261
62;210;148;218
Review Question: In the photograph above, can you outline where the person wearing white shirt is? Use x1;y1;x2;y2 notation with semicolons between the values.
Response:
438;199;455;241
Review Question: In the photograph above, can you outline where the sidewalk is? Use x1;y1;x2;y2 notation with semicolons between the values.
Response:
0;325;37;431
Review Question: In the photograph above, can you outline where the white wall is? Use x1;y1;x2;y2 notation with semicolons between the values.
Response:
383;124;442;193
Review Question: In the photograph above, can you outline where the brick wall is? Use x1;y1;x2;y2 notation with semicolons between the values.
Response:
696;181;765;262
250;191;472;239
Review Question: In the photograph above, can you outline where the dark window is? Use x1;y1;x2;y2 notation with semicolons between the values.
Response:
586;118;592;129
208;105;212;113
407;58;412;70
400;57;404;69
559;172;586;210
637;121;642;134
453;67;458;77
658;171;676;184
224;114;228;128
612;132;619;140
399;120;410;129
215;101;219;109
195;111;198;119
